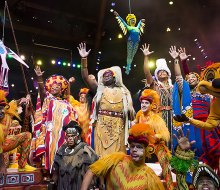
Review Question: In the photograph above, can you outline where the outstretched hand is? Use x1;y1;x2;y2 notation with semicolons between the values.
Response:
34;66;44;77
173;129;195;150
173;114;189;122
140;43;154;57
169;46;179;59
68;77;75;83
77;43;91;58
113;11;119;17
178;47;191;61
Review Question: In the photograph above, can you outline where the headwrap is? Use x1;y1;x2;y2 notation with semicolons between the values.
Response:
192;164;220;189
45;75;69;93
154;58;172;86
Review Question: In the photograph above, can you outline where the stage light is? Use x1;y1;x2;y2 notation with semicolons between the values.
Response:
7;54;13;58
20;55;25;60
72;64;76;68
118;34;123;39
97;62;100;65
166;27;171;32
193;57;196;60
169;1;173;5
110;9;114;12
31;77;34;80
37;60;42;65
67;63;71;66
51;60;56;64
11;84;15;87
63;62;67;66
58;61;61;65
77;64;81;68
194;39;197;42
148;61;155;68
98;51;102;54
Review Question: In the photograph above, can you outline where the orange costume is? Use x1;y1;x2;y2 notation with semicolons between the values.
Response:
69;88;91;144
133;89;174;190
89;123;164;190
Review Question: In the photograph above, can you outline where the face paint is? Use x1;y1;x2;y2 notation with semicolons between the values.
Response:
141;99;151;113
129;142;145;163
65;128;80;148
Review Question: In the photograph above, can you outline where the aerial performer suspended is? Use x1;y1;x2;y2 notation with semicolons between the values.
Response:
113;11;145;75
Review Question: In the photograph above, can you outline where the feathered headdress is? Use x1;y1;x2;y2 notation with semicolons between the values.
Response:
139;89;160;107
79;88;89;96
128;123;155;146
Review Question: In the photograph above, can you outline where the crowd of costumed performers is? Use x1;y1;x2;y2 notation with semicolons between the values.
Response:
0;21;220;189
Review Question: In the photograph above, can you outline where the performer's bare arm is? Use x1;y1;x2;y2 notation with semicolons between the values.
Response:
34;66;45;102
80;169;95;190
140;43;154;86
77;43;98;93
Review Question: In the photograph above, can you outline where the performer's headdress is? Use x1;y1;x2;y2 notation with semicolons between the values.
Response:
126;14;136;24
79;88;89;96
45;75;69;93
154;58;172;86
128;123;155;157
128;123;155;146
139;89;160;106
192;164;220;189
63;120;82;136
185;72;200;82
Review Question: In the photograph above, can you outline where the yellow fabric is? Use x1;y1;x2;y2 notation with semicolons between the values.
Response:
135;110;170;142
90;152;164;190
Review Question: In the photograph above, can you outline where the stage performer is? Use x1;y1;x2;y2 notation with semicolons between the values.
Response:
133;89;174;190
52;121;98;190
68;79;92;144
141;44;173;138
113;11;145;75
32;66;77;172
0;90;36;175
78;42;135;157
169;46;220;174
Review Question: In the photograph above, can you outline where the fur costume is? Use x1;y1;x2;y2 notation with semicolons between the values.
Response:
89;123;165;190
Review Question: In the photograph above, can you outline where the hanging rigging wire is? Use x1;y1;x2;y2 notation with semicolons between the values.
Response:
128;0;132;14
4;0;35;121
2;1;7;42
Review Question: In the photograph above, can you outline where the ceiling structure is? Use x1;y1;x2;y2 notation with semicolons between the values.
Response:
0;0;220;103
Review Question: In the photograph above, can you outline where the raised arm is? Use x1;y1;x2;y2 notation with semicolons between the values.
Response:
140;43;154;86
178;47;191;75
169;46;182;77
77;43;98;94
34;66;45;102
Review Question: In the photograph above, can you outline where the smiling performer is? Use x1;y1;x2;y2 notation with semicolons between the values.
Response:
78;43;135;157
133;89;174;190
32;66;77;172
141;44;173;138
80;123;165;190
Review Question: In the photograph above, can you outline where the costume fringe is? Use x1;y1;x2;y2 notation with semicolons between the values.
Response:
145;166;165;190
89;152;126;177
